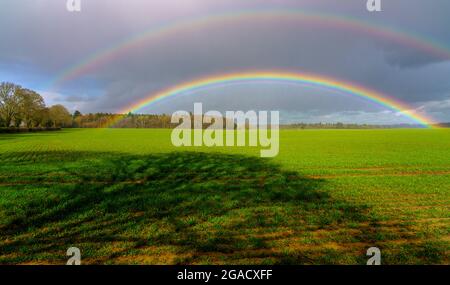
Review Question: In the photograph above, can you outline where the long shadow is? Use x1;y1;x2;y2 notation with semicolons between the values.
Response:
0;151;445;264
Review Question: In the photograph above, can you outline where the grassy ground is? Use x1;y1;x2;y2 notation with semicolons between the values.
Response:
0;128;449;264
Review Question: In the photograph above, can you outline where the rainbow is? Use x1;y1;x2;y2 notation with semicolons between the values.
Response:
50;9;450;89
105;71;436;128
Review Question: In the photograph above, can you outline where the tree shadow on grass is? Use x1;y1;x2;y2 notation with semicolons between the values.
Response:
0;151;445;264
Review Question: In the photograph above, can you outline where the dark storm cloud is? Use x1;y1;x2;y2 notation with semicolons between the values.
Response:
382;48;445;68
1;0;450;123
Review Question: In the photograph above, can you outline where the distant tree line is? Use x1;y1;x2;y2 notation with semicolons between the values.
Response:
0;82;72;128
2;81;445;130
73;113;234;129
72;113;175;128
75;114;422;129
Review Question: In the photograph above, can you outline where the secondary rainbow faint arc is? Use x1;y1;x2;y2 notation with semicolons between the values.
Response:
105;71;436;128
51;9;450;89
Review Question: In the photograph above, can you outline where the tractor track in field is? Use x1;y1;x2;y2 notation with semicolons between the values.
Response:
2;170;450;187
307;170;450;179
0;180;148;186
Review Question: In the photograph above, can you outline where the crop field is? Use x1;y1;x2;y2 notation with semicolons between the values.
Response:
0;128;449;264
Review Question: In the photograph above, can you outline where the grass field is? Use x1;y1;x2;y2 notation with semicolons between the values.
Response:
0;128;449;264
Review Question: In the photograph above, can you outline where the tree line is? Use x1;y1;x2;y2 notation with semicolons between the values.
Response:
3;81;440;130
0;82;72;128
72;112;175;128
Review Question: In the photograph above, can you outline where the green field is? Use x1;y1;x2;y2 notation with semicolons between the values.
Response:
0;129;449;264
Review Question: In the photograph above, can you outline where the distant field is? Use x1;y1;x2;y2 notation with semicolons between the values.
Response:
0;129;449;264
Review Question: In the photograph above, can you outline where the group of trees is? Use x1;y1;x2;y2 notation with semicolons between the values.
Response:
0;82;72;128
0;81;189;129
72;113;175;128
75;113;238;128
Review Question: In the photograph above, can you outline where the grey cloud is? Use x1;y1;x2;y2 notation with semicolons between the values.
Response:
280;110;416;125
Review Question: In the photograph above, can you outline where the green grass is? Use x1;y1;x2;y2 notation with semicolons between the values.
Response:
0;129;449;264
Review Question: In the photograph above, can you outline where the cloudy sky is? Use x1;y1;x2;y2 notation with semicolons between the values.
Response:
1;0;450;124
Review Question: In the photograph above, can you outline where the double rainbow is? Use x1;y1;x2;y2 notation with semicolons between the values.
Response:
47;9;445;127
105;71;436;128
